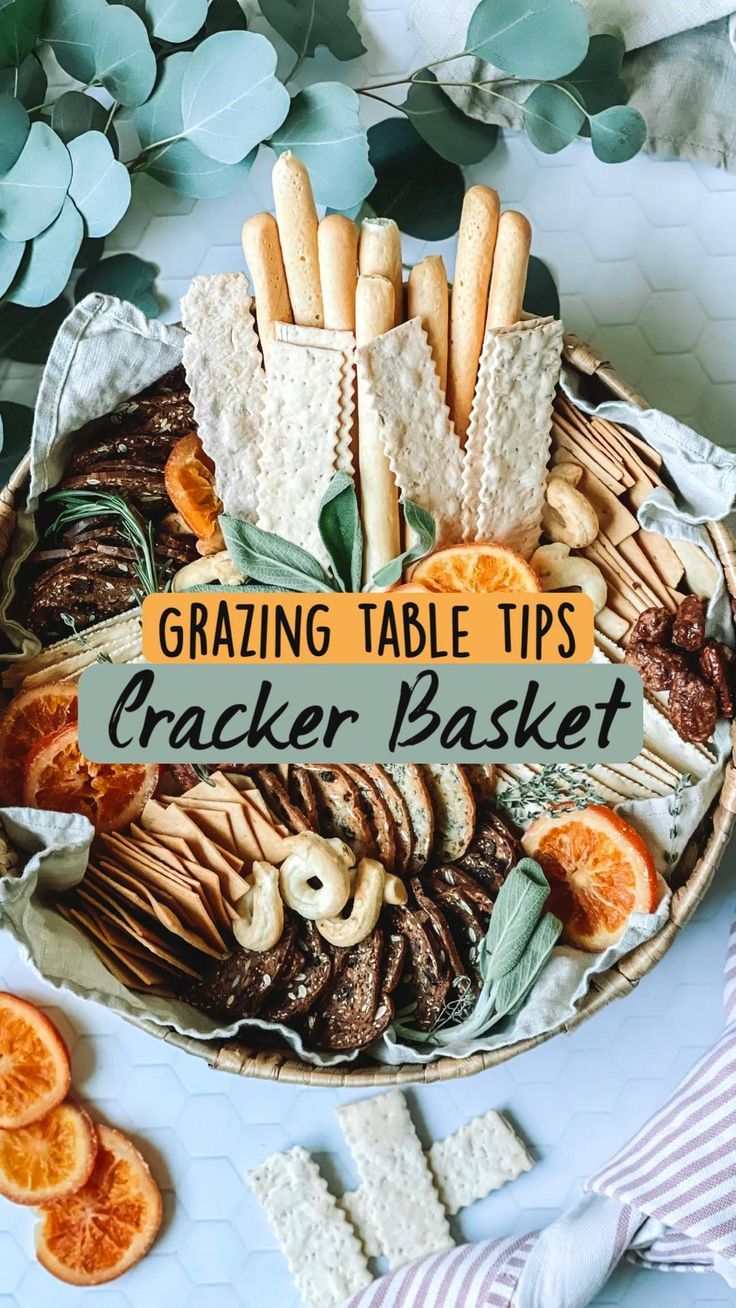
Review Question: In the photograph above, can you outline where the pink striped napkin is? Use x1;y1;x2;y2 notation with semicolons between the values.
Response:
347;916;736;1307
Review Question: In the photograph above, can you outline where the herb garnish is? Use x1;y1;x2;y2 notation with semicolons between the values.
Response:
665;772;692;868
47;489;170;601
59;612;112;663
497;764;602;826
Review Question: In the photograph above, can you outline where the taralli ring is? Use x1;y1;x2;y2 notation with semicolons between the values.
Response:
316;857;385;948
383;873;408;905
233;861;284;953
279;832;354;919
531;542;608;614
541;477;599;548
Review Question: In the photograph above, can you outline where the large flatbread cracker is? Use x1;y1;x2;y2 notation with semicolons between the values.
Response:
181;273;266;522
464;316;564;555
357;319;464;544
275;322;356;476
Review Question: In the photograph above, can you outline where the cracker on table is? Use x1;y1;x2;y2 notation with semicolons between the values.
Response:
428;1109;532;1215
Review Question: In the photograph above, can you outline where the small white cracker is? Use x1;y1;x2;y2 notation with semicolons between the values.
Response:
604;759;671;799
357;319;464;544
181;273;266;522
428;1110;533;1215
2;611;141;690
338;1089;454;1271
248;1147;372;1308
257;339;343;562
340;1187;381;1259
20;632;143;688
275;322;356;475
586;763;660;803
470;318;563;557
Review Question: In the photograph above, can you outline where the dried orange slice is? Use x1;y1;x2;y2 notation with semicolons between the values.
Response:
164;433;224;552
23;725;158;832
0;1102;97;1205
522;805;660;951
0;994;71;1130
411;542;541;593
35;1124;162;1285
0;682;78;805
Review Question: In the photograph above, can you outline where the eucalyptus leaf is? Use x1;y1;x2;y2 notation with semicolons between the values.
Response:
68;130;131;237
404;71;498;166
482;858;550;981
0;295;70;362
205;0;247;34
492;911;561;1017
133;48;186;147
371;498;436;589
75;253;159;316
590;104;646;163
0;121;71;242
0;51;46;107
5;195;82;305
367;118;464;241
523;81;585;154
318;473;363;593
0;94;29;175
271;83;374;211
181;31;289;164
43;0;107;82
0;0;46;68
52;90;108;144
467;0;589;80
0;401;33;483
146;0;206;42
260;0;364;62
524;255;560;319
567;32;627;115
91;5;156;107
0;231;24;294
220;514;338;593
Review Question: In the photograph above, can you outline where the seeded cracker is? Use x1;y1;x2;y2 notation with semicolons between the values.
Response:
274;322;356;476
248;1146;371;1308
180;273;266;522
257;339;343;563
337;1089;453;1269
357;319;464;544
464;317;563;555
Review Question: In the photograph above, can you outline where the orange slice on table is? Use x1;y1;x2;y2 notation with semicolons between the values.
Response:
23;725;158;832
0;993;71;1130
0;682;78;805
411;542;541;593
522;805;660;952
0;1102;97;1205
164;433;224;554
35;1124;162;1285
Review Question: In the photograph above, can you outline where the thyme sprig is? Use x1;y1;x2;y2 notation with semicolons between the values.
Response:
665;772;692;868
497;764;603;827
46;489;170;601
59;612;112;663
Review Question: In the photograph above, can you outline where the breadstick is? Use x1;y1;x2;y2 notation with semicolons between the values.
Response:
356;274;400;582
487;210;532;329
272;151;323;327
241;212;292;367
446;186;499;437
358;217;403;326
318;214;358;332
408;255;449;392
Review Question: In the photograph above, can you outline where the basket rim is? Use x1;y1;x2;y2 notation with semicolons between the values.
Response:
3;332;735;1087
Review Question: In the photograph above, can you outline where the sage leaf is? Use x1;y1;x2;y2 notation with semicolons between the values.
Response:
75;254;159;317
371;498;436;589
523;82;585;154
482;858;550;981
590;104;646;163
271;84;374;211
367;118;464;241
567;32;627;116
6;196;82;307
180;31;289;164
0;122;71;243
43;0;107;83
260;0;365;62
68;131;131;237
0;95;30;176
318;473;363;593
492;911;562;1017
52;90;109;145
0;0;46;68
0;233;24;296
0;52;47;109
91;5;156;107
404;71;498;166
146;0;207;43
467;0;589;80
524;255;560;319
0;296;70;363
220;514;338;593
0;400;33;483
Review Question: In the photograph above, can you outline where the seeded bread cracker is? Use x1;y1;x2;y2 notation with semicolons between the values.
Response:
383;763;434;873
357;318;464;544
361;764;413;876
465;317;563;555
303;765;375;861
420;764;476;861
341;764;396;870
248;1147;371;1308
338;1089;453;1270
181;273;266;522
429;1110;533;1214
257;339;342;563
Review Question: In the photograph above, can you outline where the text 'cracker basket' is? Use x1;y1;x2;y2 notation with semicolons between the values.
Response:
1;334;736;1088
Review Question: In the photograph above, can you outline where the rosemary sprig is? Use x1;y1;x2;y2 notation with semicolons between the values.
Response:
59;612;112;663
497;764;603;826
46;489;170;601
665;772;692;868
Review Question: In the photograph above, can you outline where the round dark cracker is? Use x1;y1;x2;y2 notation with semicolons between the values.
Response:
308;929;392;1051
262;923;332;1024
361;764;413;876
420;764;476;863
250;767;314;833
382;764;434;874
456;807;520;897
181;917;296;1019
303;765;375;860
393;905;454;1031
341;764;396;871
382;928;407;994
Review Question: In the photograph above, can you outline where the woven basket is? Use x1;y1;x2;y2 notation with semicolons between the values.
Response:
2;333;736;1088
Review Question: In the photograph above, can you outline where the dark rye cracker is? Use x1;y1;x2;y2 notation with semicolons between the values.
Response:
456;807;520;897
250;767;315;833
341;765;396;870
182;917;296;1019
262;922;332;1024
360;764;413;876
382;764;434;873
393;905;455;1031
303;766;375;860
309;930;393;1051
411;879;465;980
419;765;476;862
